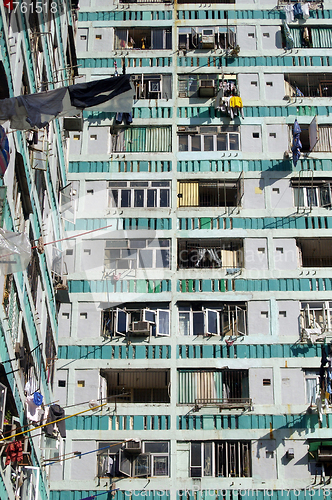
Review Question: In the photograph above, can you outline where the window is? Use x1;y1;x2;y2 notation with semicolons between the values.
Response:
178;239;243;269
285;73;332;98
100;369;170;403
297;239;332;268
300;301;332;333
132;75;172;100
178;369;249;405
108;181;170;208
177;179;241;208
102;303;170;338
115;28;172;50
288;123;332;153
178;303;247;336
190;441;251;478
178;126;240;152
292;180;332;209
288;27;332;49
112;127;171;153
305;370;319;405
104;239;170;271
97;441;169;478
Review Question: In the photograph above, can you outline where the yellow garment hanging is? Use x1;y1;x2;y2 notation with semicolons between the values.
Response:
229;96;243;108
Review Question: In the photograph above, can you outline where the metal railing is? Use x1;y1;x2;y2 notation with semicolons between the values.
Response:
194;397;252;411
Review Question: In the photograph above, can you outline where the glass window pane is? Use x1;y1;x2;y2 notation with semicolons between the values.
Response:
204;135;214;151
134;190;144;207
306;377;317;405
207;309;218;334
147;189;157;207
217;134;227;151
179;312;190;335
145;442;169;453
204;442;213;476
158;310;170;335
193;311;205;335
121;190;131;207
191;442;202;467
293;187;304;207
138;249;153;268
156;249;170;268
191;135;201;151
229;133;239;150
109;190;118;207
179;135;188;152
153;456;168;476
130;240;146;248
152;181;170;187
160;189;170;207
306;187;318;207
320;185;331;207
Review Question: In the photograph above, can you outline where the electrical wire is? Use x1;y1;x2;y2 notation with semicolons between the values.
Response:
43;441;129;467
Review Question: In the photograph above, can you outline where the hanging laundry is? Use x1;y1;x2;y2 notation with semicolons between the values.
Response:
0;75;135;130
5;441;23;466
293;3;303;18
0;125;10;176
284;4;294;23
302;3;310;19
25;395;44;423
45;404;66;438
229;96;244;119
296;87;304;97
282;21;294;49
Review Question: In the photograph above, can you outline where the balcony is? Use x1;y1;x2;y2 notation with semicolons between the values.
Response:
178;239;243;270
100;369;170;403
194;397;252;411
297;238;332;267
285;73;332;98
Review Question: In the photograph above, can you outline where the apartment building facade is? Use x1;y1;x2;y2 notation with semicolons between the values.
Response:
51;0;332;499
0;0;77;499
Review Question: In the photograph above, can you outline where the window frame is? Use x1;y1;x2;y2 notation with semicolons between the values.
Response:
178;304;247;337
108;180;171;209
103;306;170;338
104;238;171;271
178;128;240;152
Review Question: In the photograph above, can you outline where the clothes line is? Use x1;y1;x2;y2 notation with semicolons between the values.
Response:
0;401;108;442
43;441;130;467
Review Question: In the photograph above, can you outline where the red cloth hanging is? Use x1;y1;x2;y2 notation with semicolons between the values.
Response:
5;441;23;465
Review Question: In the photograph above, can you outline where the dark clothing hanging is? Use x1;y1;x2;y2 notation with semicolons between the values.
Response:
45;404;66;438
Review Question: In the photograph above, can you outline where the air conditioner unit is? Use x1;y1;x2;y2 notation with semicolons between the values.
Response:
199;79;215;97
201;29;215;49
178;126;199;133
148;80;161;93
124;440;142;453
131;321;150;335
303;327;322;336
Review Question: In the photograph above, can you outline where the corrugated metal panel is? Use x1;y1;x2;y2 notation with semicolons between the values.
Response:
123;127;171;152
178;370;222;404
177;182;199;207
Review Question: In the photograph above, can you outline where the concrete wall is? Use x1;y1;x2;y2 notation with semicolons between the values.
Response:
242;179;265;209
266;124;289;154
247;300;270;335
245;238;268;270
84;181;108;212
77;302;101;338
263;74;286;100
249;368;274;404
238;74;260;100
237;25;257;51
74;369;100;404
260;26;283;49
252;439;277;480
273;238;298;270
70;440;97;480
281;368;305;405
269;178;293;209
277;301;301;337
241;125;263;153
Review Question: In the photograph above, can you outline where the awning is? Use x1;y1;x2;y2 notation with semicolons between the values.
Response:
308;441;332;455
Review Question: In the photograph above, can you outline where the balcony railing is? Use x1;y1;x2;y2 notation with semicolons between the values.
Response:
194;397;252;411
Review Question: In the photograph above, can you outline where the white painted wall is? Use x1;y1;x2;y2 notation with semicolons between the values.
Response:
247;300;270;335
